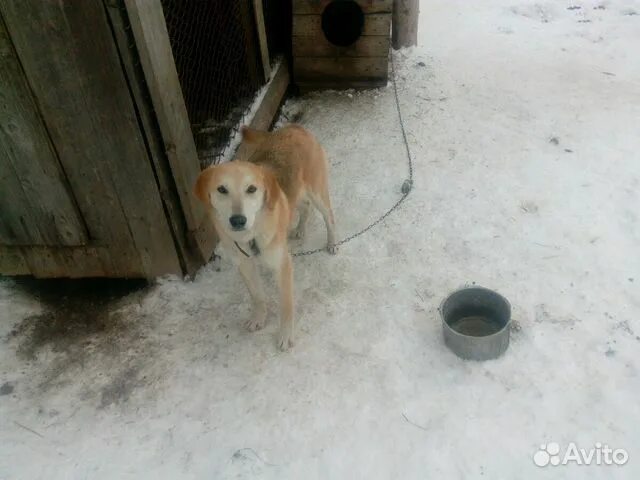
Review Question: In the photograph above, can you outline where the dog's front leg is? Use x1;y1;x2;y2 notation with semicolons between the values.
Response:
276;252;294;351
238;259;267;331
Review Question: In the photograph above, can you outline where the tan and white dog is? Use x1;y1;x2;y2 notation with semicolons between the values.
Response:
194;125;336;350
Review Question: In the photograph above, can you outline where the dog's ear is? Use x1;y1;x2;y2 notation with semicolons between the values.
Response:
241;125;269;145
262;167;279;210
194;167;216;206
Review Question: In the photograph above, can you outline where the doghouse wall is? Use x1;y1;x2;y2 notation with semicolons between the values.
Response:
292;0;391;91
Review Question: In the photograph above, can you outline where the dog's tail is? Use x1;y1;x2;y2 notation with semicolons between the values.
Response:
241;126;270;144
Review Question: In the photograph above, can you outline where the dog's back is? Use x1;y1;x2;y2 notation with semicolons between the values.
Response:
241;124;337;254
241;125;328;208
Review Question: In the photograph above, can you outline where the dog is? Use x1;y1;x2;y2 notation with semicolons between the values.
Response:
194;124;336;350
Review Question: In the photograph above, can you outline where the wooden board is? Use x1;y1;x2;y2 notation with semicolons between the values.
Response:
105;1;201;275
253;0;271;81
248;61;290;135
0;16;87;247
0;247;29;275
124;0;217;271
1;0;181;277
19;246;107;278
0;245;142;278
294;56;388;82
293;35;389;57
293;13;391;37
124;1;209;236
296;78;388;92
236;61;290;161
293;0;393;14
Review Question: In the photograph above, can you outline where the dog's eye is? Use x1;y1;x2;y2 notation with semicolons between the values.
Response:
217;186;228;194
246;185;257;194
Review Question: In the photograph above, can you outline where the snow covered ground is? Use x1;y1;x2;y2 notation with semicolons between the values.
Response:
1;0;639;478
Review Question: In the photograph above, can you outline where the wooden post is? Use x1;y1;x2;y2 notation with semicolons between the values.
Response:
392;0;419;49
253;0;271;82
124;0;217;266
235;60;289;161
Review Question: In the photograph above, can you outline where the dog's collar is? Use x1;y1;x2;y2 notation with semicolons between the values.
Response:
234;239;260;258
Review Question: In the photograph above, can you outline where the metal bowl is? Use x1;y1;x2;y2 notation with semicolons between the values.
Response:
440;286;511;361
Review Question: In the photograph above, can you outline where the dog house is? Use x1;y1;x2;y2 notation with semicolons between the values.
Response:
292;0;392;91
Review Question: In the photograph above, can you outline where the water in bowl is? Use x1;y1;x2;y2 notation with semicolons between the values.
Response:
448;314;503;337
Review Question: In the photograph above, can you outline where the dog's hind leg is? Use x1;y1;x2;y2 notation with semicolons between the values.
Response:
309;189;337;254
238;259;267;331
290;198;311;240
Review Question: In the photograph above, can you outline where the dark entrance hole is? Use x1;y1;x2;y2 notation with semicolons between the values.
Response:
321;0;365;47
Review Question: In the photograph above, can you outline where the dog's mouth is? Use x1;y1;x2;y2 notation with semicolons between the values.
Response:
231;226;246;232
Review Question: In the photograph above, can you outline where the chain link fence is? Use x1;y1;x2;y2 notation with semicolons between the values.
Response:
160;1;290;168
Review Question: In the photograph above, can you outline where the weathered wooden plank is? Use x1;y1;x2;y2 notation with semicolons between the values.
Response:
293;13;391;37
293;35;389;58
105;0;204;275
108;0;220;275
0;245;147;278
294;56;388;82
123;0;208;239
0;246;29;275
1;0;181;278
0;15;87;247
293;0;393;14
249;61;290;135
18;246;107;278
236;60;290;161
296;78;387;93
0;161;33;245
253;0;271;82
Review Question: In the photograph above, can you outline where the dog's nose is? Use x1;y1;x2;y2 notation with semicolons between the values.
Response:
229;215;247;229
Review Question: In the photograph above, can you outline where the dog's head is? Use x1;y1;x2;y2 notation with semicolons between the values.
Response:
194;161;279;236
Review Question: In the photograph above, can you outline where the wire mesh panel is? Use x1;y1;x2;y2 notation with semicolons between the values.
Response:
161;0;266;167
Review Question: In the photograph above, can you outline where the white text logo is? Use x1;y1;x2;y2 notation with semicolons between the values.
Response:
533;442;628;467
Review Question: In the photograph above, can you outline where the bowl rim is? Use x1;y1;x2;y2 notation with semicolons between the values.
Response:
439;286;512;339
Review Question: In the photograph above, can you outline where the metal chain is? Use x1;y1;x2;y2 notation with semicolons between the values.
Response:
292;52;414;257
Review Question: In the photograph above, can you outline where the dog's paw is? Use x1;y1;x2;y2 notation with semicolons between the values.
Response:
326;244;338;255
277;329;294;351
245;312;266;332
